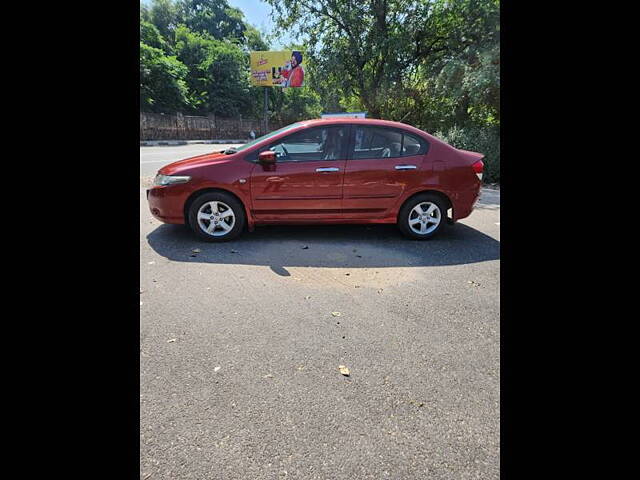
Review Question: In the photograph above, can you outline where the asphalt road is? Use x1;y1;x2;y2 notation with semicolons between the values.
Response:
140;145;500;479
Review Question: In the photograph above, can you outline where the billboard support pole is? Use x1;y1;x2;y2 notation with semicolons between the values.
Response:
263;87;269;135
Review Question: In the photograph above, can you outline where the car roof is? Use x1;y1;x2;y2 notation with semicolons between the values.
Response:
297;117;435;139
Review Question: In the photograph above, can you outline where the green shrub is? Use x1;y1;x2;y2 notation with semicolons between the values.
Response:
433;125;500;183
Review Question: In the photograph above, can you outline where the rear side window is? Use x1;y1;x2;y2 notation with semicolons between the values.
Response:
353;127;402;159
402;132;427;156
350;126;429;159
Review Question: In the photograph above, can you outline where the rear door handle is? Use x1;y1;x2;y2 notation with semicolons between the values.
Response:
316;167;340;172
395;165;417;170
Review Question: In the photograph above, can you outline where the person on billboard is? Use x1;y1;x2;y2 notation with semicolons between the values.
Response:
280;51;304;87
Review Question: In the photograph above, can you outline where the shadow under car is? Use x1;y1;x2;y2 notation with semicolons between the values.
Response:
146;223;499;275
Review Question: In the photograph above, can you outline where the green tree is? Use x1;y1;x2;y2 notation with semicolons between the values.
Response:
433;43;500;127
140;0;272;116
140;20;172;53
266;0;498;120
179;0;246;41
270;87;322;124
244;24;269;51
144;0;181;40
174;25;252;115
140;42;192;112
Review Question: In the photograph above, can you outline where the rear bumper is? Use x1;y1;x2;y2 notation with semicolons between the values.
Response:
452;184;481;221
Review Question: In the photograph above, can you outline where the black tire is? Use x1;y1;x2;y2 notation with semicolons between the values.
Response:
187;191;246;242
397;193;448;240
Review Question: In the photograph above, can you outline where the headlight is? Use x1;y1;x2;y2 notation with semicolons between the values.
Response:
154;174;191;186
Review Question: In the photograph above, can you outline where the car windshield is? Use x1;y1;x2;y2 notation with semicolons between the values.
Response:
224;123;304;154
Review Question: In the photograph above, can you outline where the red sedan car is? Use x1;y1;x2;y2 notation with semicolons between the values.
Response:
147;118;484;241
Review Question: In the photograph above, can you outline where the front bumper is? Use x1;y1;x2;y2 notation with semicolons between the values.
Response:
147;185;189;224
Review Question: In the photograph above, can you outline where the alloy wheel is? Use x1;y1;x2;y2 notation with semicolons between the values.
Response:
196;201;236;237
408;202;441;235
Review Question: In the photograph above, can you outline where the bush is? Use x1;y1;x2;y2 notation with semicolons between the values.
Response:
433;125;500;183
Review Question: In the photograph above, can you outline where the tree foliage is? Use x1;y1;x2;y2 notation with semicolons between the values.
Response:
140;0;273;116
141;0;181;40
140;20;172;53
179;0;247;41
174;25;253;115
140;42;191;112
265;0;498;121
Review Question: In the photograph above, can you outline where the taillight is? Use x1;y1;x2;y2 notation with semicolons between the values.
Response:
472;159;484;181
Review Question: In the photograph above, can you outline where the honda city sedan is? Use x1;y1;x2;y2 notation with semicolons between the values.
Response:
147;118;484;241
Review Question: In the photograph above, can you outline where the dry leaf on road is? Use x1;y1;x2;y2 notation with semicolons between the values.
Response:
338;365;350;376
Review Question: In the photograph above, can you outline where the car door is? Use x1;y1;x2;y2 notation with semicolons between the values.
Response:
342;125;429;219
250;124;350;220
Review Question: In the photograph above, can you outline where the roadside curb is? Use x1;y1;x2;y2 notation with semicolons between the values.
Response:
140;140;247;146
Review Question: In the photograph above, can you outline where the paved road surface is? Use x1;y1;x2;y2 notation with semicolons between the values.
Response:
140;144;500;479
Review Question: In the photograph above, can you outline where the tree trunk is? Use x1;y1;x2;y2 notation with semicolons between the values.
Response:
454;95;471;125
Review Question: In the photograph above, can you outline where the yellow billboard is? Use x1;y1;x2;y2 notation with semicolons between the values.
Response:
250;51;305;88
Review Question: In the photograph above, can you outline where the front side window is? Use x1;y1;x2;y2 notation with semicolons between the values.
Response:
351;126;429;159
264;125;349;162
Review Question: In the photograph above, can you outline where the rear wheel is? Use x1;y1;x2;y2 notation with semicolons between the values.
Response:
397;193;447;240
187;192;245;242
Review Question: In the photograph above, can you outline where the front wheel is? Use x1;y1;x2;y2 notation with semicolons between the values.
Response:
187;192;245;242
397;193;447;240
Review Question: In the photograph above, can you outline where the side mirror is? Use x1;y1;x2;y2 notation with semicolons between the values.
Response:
258;150;276;164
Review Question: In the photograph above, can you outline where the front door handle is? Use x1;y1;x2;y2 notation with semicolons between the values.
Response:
395;165;417;170
316;167;340;172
